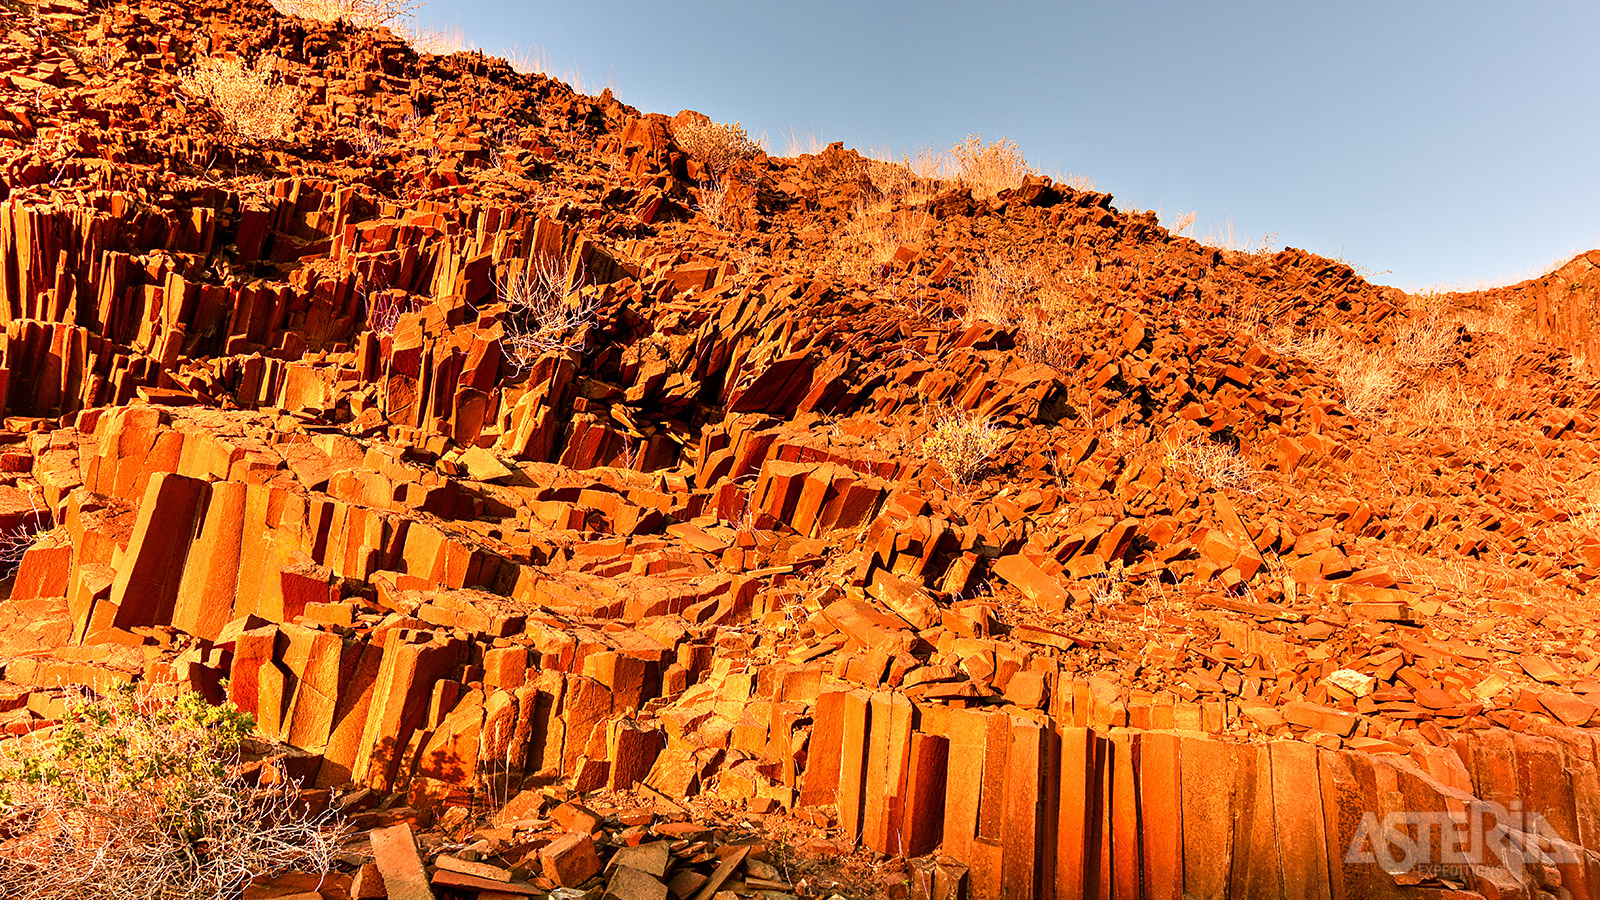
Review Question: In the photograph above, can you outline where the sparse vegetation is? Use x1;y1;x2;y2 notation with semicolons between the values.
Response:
179;57;303;143
961;255;1095;369
363;288;417;337
266;0;419;29
826;202;933;283
950;133;1032;199
1200;218;1279;256
1162;433;1257;492
923;406;1007;483
496;256;600;372
696;179;730;229
674;120;763;179
1265;316;1461;419
0;685;343;900
0;526;47;582
0;487;49;580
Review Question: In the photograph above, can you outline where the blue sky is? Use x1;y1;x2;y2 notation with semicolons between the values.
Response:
416;1;1599;292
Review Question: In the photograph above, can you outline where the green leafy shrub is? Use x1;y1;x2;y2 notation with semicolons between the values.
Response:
0;684;343;900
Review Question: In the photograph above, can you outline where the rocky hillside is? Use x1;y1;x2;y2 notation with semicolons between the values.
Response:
3;0;1600;898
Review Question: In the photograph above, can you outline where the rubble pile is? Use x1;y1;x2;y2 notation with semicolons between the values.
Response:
4;0;1600;898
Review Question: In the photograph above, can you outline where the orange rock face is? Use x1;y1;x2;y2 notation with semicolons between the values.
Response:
4;0;1600;897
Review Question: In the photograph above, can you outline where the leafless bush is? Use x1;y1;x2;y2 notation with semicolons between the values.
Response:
923;406;1007;484
267;0;419;28
0;527;44;582
363;289;416;336
674;120;763;178
0;487;50;580
496;256;599;373
179;57;303;143
0;686;343;900
1163;433;1257;493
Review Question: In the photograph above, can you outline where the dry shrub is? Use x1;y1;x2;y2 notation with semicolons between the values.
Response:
266;0;419;28
0;686;342;900
951;134;1032;199
1163;433;1257;492
496;256;599;373
923;406;1006;483
179;57;303;143
674;120;763;179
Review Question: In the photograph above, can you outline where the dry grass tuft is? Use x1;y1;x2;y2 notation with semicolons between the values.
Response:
403;23;472;56
0;686;343;900
1163;433;1257;492
1201;218;1278;256
961;256;1095;368
1265;316;1461;419
778;127;828;158
826;201;934;283
859;148;946;205
674;120;764;179
695;179;730;229
179;57;303;143
951;134;1032;199
496;256;600;373
923;406;1007;484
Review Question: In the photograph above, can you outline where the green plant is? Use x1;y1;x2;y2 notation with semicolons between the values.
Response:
0;685;343;900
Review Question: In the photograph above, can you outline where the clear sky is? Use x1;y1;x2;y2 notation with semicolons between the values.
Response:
415;0;1599;292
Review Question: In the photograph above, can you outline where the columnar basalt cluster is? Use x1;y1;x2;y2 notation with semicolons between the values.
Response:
4;0;1600;898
